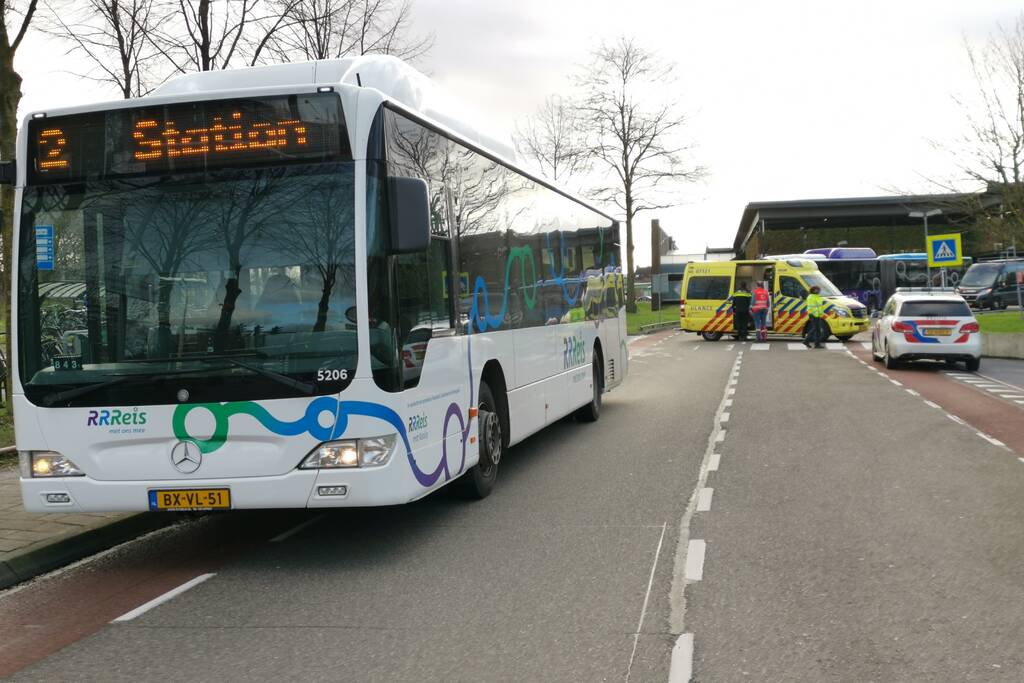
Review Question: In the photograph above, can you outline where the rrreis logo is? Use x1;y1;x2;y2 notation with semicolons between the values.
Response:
87;407;148;434
563;331;585;369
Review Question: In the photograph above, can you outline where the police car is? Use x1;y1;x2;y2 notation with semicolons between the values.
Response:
871;289;982;371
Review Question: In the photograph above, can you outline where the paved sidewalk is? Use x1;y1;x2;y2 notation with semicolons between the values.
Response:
0;459;169;589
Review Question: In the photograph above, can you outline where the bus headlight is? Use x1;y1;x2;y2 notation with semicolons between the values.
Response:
23;451;85;477
359;435;397;467
300;435;396;469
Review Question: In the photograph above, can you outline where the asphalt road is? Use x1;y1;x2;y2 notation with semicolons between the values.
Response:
2;332;1023;681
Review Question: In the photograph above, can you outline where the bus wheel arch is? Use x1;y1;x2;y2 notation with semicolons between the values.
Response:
455;361;508;500
575;342;603;422
480;360;510;450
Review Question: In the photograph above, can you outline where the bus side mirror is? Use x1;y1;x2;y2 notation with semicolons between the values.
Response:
0;160;14;185
388;176;431;254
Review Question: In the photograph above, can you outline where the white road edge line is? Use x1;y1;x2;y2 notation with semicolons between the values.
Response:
625;522;667;682
696;488;714;512
270;513;327;543
668;633;694;683
113;573;216;622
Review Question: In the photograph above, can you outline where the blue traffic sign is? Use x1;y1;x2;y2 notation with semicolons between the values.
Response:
927;233;962;267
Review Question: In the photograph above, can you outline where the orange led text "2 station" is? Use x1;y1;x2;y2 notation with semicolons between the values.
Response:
132;112;309;161
38;128;69;170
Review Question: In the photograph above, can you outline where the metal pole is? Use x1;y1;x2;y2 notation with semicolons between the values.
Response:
923;213;930;286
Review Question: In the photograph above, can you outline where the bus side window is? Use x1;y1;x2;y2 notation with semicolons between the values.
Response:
779;276;806;299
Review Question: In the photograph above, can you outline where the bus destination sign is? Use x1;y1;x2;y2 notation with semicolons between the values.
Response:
27;93;349;183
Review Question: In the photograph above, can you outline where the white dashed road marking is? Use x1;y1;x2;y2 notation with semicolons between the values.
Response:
668;634;694;683
696;488;714;512
113;573;217;622
707;452;721;471
685;539;706;581
270;514;327;542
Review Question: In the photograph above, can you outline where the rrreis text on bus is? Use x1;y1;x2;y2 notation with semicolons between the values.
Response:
7;57;627;512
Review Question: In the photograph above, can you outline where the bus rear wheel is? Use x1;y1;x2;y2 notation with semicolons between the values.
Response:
701;331;722;341
455;382;502;499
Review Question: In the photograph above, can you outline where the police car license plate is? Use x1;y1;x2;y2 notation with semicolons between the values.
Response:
923;328;952;336
148;488;230;511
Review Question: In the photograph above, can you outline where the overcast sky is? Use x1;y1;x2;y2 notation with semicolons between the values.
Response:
13;0;1023;266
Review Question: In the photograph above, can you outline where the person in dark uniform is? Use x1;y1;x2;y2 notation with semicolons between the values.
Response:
730;282;753;341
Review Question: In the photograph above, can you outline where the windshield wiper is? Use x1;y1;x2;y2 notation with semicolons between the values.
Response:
200;357;315;395
41;377;128;407
37;361;268;406
37;354;313;405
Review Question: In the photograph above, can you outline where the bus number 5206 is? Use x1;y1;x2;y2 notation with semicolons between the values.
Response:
317;369;349;382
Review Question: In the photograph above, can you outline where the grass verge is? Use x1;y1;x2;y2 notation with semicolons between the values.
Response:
626;302;680;335
976;311;1024;334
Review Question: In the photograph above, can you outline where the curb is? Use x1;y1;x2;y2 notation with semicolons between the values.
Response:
0;513;176;591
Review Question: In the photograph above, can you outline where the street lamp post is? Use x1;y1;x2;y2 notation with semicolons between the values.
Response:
909;208;942;286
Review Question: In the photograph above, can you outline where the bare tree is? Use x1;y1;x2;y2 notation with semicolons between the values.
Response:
43;0;163;98
265;0;431;63
150;0;296;73
1;0;40;404
949;14;1024;252
576;36;705;312
514;95;590;184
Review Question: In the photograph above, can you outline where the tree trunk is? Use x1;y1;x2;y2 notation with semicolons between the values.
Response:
624;190;637;314
213;268;242;351
0;44;24;407
314;267;336;333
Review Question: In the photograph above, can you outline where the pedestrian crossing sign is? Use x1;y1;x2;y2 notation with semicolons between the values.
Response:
927;233;962;267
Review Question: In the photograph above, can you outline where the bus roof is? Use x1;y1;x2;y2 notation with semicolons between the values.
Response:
152;56;517;163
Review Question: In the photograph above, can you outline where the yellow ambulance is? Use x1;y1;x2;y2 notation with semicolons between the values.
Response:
680;259;870;341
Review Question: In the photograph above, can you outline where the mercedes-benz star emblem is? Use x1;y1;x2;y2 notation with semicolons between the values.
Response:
171;441;202;474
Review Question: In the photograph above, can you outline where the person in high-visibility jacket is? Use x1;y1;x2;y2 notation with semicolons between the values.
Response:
730;282;753;341
804;285;826;348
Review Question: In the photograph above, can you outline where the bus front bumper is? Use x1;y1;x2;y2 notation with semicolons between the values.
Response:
20;467;438;512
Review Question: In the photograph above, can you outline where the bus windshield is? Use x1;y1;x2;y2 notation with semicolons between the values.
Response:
18;162;358;407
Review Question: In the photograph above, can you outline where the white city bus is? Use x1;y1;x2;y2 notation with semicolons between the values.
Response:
6;57;627;512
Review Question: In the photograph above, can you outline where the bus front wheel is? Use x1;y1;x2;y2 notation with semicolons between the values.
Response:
575;354;603;422
456;382;503;499
701;331;722;341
